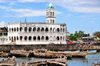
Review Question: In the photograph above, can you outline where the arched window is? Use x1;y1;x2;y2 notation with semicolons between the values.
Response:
46;36;49;41
57;28;60;32
33;36;36;40
53;28;55;32
33;27;36;32
17;36;18;40
50;19;52;23
60;28;62;32
29;36;32;41
53;12;54;16
24;27;27;32
41;27;44;32
17;27;18;31
45;28;48;32
37;27;40;32
29;27;32;32
50;12;52;16
14;28;16;31
37;36;40;40
12;37;13;42
57;36;59;40
12;28;13;32
60;36;62;40
14;37;16;41
24;36;27;40
53;20;54;23
20;36;23;41
41;36;44;40
50;28;52;32
20;27;22;32
63;28;64;32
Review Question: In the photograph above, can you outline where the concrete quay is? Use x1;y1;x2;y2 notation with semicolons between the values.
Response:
0;44;99;52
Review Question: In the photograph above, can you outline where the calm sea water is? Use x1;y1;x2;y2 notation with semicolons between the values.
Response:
0;53;100;66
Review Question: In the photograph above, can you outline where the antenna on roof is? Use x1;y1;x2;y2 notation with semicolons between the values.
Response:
25;18;27;23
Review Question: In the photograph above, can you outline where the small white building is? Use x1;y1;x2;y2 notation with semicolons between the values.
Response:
8;3;67;45
0;27;8;44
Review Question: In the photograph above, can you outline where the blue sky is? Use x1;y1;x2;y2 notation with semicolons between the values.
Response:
0;0;100;35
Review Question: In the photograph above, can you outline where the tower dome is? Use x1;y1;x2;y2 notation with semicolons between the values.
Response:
47;3;55;10
49;3;53;7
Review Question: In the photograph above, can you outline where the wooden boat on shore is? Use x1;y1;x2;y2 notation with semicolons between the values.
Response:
88;50;97;54
33;49;72;58
0;52;9;57
10;50;31;57
33;49;87;58
64;51;87;57
20;57;67;66
0;56;17;66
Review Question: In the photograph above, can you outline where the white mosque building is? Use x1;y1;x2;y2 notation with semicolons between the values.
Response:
8;3;67;45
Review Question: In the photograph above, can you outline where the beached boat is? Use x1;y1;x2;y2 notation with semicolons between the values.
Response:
88;50;97;54
10;50;31;57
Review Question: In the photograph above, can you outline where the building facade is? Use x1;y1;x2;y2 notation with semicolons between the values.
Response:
0;27;8;44
8;3;67;45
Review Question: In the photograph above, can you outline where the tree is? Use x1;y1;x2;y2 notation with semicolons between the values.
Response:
69;31;90;41
93;32;100;38
69;34;77;41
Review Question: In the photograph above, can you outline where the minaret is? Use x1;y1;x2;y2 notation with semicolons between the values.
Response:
46;3;55;24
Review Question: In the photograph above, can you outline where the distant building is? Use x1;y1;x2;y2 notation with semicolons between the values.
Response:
66;32;70;42
0;27;8;44
81;36;96;44
8;3;67;45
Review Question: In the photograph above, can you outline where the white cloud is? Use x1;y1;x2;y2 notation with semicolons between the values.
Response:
54;0;100;14
19;0;100;14
0;21;7;27
0;0;8;3
67;6;100;13
10;9;32;12
0;5;61;17
11;10;61;17
0;5;9;9
9;1;16;5
18;0;50;2
13;10;46;17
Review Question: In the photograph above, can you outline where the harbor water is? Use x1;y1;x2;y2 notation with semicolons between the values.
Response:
0;53;100;66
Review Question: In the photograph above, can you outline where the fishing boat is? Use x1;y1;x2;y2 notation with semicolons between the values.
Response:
88;50;97;54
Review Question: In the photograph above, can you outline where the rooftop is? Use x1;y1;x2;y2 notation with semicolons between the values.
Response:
47;3;55;10
8;22;66;26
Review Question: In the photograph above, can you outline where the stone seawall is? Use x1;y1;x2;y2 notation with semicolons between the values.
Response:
0;44;99;52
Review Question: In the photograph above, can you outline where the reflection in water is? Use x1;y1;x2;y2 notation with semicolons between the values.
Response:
68;53;100;66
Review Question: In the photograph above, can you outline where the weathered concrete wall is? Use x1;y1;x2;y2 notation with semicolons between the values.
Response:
0;44;99;52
